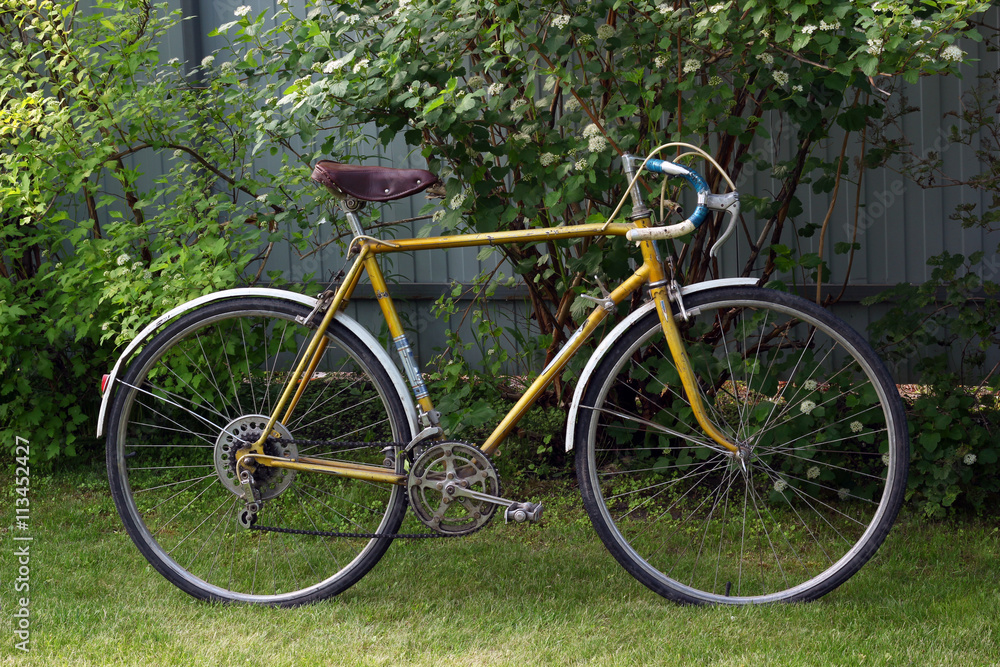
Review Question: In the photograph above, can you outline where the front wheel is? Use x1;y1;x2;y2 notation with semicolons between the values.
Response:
106;297;412;606
575;287;908;604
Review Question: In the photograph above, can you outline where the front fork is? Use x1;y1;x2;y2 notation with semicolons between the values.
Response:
635;216;741;456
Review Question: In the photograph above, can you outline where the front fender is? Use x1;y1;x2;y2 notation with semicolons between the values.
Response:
96;288;416;438
564;277;760;452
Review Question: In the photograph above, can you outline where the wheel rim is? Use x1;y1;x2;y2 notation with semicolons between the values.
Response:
582;294;905;603
109;302;407;603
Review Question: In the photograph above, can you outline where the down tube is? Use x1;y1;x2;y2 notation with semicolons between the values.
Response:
479;265;651;456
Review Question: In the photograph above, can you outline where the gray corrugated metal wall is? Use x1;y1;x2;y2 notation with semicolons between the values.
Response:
138;1;1000;376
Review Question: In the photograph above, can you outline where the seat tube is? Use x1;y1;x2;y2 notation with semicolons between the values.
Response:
364;255;435;414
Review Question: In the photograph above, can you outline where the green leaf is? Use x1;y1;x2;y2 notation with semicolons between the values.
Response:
919;432;941;453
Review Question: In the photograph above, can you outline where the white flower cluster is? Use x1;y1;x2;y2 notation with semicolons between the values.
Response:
807;466;820;480
432;210;445;223
324;53;354;74
583;123;602;139
799;400;816;415
773;70;789;86
448;192;467;210
837;488;850;501
343;13;360;25
596;23;615;40
866;38;884;56
803;379;818;391
352;58;370;74
467;75;485;90
488;82;505;96
116;253;131;267
588;135;608;153
552;14;571;28
683;59;700;74
201;55;215;68
564;97;581;112
940;45;964;62
393;0;415;19
963;453;977;465
773;479;788;492
882;453;891;466
756;52;773;66
802;24;817;35
850;420;864;433
708;3;726;13
654;54;669;69
540;152;558;167
574;158;588;171
234;5;251;17
511;98;530;118
819;19;840;31
709;75;722;86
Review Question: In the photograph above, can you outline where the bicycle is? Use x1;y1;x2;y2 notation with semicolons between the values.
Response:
98;144;909;606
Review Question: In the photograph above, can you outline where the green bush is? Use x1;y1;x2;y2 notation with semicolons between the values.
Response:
3;0;995;493
224;0;986;364
0;1;323;462
867;252;999;516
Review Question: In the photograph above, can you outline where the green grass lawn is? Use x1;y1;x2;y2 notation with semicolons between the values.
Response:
1;463;997;666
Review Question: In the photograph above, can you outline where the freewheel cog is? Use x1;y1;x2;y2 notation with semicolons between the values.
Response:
214;415;297;500
408;441;500;535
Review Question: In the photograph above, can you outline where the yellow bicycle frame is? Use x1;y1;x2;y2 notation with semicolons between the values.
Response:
242;215;738;483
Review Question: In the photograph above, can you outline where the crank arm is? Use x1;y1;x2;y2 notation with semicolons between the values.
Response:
445;486;544;523
447;485;519;508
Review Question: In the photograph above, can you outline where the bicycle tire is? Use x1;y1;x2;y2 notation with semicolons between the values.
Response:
575;287;908;604
106;297;411;606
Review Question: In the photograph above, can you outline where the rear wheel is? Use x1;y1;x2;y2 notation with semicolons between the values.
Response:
106;297;411;605
575;287;908;604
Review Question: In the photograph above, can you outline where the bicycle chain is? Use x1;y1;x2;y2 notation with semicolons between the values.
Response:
245;437;461;540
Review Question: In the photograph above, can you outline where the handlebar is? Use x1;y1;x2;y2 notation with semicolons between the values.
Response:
623;156;740;258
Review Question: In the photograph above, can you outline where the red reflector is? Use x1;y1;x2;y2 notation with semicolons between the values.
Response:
101;374;110;393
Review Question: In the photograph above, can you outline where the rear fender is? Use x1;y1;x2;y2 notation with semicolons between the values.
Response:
96;288;416;438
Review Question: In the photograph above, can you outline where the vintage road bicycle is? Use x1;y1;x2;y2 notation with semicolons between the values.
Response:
98;144;909;606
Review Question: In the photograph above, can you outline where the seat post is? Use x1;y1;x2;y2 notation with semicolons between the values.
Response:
339;198;367;238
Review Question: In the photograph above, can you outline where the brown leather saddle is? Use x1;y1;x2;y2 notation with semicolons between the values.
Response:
311;160;439;202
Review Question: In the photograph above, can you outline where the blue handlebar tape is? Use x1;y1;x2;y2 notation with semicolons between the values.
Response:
643;159;710;229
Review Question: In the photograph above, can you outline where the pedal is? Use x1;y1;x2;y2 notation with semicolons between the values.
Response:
504;501;544;524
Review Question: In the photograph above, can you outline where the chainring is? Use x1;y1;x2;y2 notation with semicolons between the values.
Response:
407;441;500;536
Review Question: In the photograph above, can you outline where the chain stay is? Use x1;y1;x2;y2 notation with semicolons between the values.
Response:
247;436;459;539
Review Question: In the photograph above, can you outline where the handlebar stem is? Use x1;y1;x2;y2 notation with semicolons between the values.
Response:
621;154;651;219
